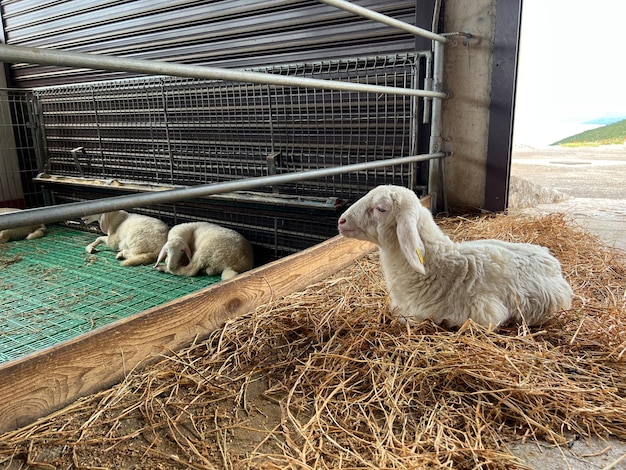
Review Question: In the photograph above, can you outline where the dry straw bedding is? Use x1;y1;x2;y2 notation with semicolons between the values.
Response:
1;213;625;469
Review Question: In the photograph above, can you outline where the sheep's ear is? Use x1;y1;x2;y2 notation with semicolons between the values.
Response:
184;243;192;262
99;213;108;233
396;209;426;275
155;244;168;268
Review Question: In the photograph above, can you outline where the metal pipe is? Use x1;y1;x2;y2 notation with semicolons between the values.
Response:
429;40;445;153
0;44;447;99
318;0;447;43
428;40;447;212
0;153;447;230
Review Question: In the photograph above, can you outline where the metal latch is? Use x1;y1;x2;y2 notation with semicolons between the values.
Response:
70;147;91;177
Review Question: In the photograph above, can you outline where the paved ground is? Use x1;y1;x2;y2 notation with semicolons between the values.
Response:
510;144;626;251
508;144;626;469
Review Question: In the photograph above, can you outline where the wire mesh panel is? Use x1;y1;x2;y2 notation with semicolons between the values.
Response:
35;53;429;200
0;88;45;208
29;53;431;260
0;225;219;364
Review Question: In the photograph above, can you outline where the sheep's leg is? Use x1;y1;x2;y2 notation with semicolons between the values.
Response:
204;266;219;276
469;297;509;328
26;226;46;240
0;230;9;243
173;265;202;277
220;268;239;280
86;236;108;254
121;252;158;266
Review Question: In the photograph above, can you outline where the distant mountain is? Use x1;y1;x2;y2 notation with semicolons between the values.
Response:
584;113;626;125
551;118;626;146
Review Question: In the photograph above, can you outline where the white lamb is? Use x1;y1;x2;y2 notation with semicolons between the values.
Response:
337;185;573;328
0;208;46;243
83;210;168;266
154;221;254;280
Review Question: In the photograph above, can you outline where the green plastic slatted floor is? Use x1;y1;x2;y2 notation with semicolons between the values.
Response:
0;226;220;364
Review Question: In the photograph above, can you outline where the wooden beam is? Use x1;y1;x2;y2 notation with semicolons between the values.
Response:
0;235;376;433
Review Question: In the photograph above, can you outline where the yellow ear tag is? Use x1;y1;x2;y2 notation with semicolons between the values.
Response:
415;248;424;264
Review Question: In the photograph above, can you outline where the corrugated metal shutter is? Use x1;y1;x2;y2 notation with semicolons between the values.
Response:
1;0;424;88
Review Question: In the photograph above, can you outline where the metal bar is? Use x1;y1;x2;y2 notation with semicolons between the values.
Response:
0;44;447;99
0;152;446;229
318;0;447;43
89;86;105;175
427;39;446;212
409;58;420;190
159;80;175;184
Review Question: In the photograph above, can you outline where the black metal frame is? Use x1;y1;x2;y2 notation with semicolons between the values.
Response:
483;0;522;211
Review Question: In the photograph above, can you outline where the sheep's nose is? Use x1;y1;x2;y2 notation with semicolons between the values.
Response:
338;217;346;225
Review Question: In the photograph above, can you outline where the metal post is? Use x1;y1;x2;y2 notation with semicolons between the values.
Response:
159;79;175;184
0;152;446;229
428;39;446;212
88;86;106;177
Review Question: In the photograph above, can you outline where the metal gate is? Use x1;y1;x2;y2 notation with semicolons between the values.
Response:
13;52;434;261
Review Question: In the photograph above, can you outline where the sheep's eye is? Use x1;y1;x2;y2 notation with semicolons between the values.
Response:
376;206;387;213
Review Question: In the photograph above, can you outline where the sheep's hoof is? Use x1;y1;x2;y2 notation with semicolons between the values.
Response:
85;245;96;254
26;229;45;240
220;268;238;280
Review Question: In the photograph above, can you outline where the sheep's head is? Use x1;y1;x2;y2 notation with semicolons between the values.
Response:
81;213;101;225
338;185;426;274
81;213;111;234
82;211;127;234
155;237;192;272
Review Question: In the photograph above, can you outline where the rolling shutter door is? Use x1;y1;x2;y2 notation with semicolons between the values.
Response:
1;0;429;88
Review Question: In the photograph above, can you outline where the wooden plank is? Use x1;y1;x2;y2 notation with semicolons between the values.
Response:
0;235;376;433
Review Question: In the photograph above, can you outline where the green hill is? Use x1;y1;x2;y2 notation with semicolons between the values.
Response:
552;118;626;146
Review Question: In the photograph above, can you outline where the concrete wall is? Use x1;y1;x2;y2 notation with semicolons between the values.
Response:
442;0;497;210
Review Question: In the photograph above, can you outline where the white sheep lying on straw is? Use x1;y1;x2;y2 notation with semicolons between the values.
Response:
83;210;168;266
338;185;573;328
155;221;254;280
0;208;46;243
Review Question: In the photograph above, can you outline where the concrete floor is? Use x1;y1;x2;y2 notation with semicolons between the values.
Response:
510;144;626;252
507;435;626;470
507;144;626;469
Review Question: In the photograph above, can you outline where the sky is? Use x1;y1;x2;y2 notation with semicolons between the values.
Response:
513;0;626;146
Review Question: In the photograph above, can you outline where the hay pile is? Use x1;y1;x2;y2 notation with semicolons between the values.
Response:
1;213;625;469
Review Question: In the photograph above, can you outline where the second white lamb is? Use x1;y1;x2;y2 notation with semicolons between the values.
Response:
83;210;168;266
155;221;254;280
